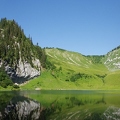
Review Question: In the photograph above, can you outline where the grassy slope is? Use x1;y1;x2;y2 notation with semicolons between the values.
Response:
21;48;120;90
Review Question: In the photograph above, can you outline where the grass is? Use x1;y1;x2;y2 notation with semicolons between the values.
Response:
21;67;120;90
0;86;14;91
21;71;78;90
20;48;120;90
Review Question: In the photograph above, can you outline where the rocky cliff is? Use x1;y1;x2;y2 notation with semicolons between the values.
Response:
2;58;41;83
0;18;46;83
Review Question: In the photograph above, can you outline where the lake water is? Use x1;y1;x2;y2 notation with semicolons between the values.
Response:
0;90;120;120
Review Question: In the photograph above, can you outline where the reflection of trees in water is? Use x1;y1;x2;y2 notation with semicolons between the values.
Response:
0;92;120;120
66;95;106;107
0;92;15;111
96;96;106;104
47;95;106;112
0;93;63;120
46;95;120;120
70;97;84;106
43;95;107;119
0;96;45;120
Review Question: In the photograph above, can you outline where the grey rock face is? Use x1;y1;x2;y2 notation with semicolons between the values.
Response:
3;58;41;83
16;59;40;79
104;49;120;71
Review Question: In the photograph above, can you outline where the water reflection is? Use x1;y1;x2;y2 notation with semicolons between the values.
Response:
0;90;120;120
0;93;42;120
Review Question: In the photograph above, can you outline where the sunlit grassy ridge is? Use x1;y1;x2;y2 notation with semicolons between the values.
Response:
21;48;120;90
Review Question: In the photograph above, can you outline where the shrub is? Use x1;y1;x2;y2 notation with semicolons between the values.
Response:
13;84;20;89
0;67;13;88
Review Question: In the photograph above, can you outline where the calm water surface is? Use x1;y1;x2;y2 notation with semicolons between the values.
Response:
0;90;120;120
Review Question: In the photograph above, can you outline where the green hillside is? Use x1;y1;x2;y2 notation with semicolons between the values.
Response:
21;47;120;90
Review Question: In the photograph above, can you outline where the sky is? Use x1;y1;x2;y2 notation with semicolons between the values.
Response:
0;0;120;55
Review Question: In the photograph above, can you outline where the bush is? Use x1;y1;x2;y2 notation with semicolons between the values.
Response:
70;73;93;82
0;82;7;88
0;67;13;88
13;84;20;89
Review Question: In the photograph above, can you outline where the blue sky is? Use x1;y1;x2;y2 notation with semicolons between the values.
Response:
0;0;120;55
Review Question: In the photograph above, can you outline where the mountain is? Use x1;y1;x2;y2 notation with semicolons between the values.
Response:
45;48;105;69
0;18;46;85
45;47;120;72
0;18;120;89
22;47;120;90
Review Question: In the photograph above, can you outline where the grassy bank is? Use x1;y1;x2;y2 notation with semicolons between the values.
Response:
20;70;120;90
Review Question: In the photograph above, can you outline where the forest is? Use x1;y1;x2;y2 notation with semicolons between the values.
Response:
0;18;48;88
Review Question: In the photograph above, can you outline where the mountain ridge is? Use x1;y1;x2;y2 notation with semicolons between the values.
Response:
45;46;120;71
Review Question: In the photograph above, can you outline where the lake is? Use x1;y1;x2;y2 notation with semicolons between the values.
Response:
0;90;120;120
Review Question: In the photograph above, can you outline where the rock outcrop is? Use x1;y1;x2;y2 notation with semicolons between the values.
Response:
104;48;120;71
3;58;41;83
